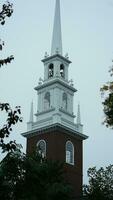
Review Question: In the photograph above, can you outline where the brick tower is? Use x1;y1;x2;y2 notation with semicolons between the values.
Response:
22;0;88;199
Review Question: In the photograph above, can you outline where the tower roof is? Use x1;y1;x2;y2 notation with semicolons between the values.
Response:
51;0;62;55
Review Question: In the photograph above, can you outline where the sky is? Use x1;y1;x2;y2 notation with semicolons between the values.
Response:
0;0;113;183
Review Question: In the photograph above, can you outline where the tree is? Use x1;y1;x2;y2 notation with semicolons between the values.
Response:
0;151;73;200
0;2;22;153
0;103;22;152
0;1;14;67
101;63;113;128
83;165;113;200
0;150;25;200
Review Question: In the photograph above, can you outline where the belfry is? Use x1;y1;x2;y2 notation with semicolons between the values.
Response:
22;0;88;199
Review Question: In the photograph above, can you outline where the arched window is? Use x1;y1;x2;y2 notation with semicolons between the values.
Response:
60;64;65;78
66;141;74;165
62;92;67;110
44;92;50;110
48;63;54;78
37;140;46;158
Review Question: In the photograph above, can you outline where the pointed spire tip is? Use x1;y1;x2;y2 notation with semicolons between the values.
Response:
51;0;62;55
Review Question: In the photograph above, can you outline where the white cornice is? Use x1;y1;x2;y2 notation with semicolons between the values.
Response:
35;107;55;117
35;78;77;93
22;123;88;140
42;54;71;64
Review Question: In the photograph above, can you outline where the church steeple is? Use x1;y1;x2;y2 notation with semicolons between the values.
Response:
51;0;62;55
22;2;88;198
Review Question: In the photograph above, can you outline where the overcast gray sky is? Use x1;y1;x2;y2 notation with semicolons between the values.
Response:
1;0;113;183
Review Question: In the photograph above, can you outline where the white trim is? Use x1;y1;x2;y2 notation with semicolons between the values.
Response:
22;123;88;140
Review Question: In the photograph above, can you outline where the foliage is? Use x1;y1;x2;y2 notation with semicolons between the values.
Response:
0;151;73;200
0;150;25;200
83;165;113;200
101;63;113;128
0;1;22;153
0;103;22;152
0;1;13;25
0;1;14;67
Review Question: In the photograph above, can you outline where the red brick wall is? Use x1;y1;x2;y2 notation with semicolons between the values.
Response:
27;130;83;198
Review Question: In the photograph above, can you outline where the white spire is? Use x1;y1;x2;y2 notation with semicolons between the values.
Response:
51;0;62;55
77;104;81;124
29;101;34;122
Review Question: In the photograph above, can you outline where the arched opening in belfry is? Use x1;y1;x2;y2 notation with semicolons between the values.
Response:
60;64;65;78
48;63;54;78
44;92;50;110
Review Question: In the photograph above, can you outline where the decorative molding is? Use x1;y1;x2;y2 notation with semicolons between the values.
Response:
35;78;77;93
59;108;75;118
35;107;55;116
41;54;71;64
22;123;88;140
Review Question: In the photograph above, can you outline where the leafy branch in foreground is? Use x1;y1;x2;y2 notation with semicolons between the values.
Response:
100;61;113;129
0;2;22;154
0;1;14;67
0;103;22;152
0;1;13;25
0;55;14;67
83;165;113;200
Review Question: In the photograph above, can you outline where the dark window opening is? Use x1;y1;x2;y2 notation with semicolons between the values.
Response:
48;64;54;78
60;64;65;78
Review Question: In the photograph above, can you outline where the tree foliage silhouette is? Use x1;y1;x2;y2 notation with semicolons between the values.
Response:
0;1;22;153
0;103;22;152
0;1;14;67
101;61;113;128
83;165;113;200
0;151;73;200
